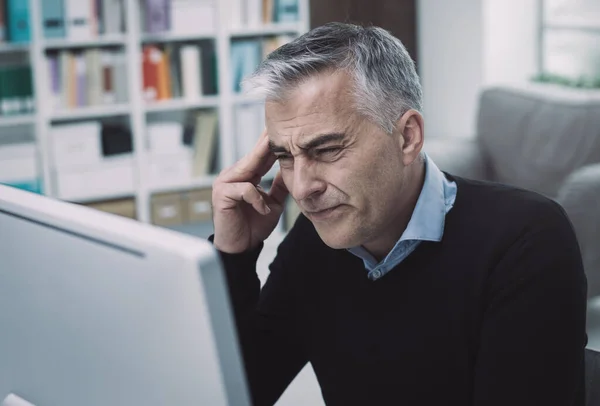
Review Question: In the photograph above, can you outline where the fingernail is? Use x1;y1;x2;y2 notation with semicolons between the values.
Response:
264;204;271;214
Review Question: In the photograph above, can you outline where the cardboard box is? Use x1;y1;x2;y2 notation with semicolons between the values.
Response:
85;198;137;219
151;192;184;226
184;187;212;223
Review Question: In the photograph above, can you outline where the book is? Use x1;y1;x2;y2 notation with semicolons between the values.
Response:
41;0;66;39
66;0;92;39
102;0;124;34
192;110;218;176
142;45;160;101
145;0;170;33
180;45;202;100
6;0;31;43
275;0;298;22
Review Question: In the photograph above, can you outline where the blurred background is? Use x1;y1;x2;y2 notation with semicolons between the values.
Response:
0;0;598;236
1;1;599;404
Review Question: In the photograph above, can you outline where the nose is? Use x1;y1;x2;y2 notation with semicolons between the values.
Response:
289;157;327;202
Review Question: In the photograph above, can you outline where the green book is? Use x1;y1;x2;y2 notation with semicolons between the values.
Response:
23;65;34;113
6;67;20;115
0;68;4;116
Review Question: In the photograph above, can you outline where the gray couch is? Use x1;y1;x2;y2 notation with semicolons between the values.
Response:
423;83;600;300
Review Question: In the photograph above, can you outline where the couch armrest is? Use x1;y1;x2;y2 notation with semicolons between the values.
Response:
422;137;490;180
557;164;600;298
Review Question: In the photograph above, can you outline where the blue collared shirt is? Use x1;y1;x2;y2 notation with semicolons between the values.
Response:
347;154;457;281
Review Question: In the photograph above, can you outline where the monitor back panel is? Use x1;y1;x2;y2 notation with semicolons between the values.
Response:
0;189;250;406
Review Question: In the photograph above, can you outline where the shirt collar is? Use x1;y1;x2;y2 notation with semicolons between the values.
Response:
400;153;450;242
347;153;454;267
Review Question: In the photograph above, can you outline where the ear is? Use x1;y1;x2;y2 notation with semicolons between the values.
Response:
395;109;424;166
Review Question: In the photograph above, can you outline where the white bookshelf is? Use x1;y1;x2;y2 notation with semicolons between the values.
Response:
144;96;220;113
43;34;128;49
8;0;310;225
141;32;216;43
0;43;31;53
0;115;37;127
50;104;132;121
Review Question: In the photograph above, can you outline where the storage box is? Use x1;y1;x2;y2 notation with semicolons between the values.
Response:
148;152;193;190
184;187;212;222
50;121;102;170
151;192;184;226
54;155;135;201
147;122;187;156
0;143;38;187
85;198;137;219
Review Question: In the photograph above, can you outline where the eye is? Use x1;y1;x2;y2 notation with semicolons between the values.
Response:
276;154;292;161
315;147;341;158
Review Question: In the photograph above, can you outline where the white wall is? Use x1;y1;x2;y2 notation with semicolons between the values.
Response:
483;0;540;86
418;0;540;140
417;0;484;139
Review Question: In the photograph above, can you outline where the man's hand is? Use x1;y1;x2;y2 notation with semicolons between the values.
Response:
212;131;289;253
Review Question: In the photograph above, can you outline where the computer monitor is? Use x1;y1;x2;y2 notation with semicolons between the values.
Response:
0;185;251;406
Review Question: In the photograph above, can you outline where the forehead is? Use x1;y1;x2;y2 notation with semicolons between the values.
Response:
265;71;357;139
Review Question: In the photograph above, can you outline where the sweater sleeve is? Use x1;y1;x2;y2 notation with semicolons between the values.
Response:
472;208;588;406
208;232;309;406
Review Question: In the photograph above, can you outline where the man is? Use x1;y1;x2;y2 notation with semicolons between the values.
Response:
210;22;587;405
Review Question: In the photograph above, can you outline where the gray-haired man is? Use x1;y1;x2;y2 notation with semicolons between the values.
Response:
210;22;587;406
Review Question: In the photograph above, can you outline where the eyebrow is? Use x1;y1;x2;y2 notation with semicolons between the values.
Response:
268;133;346;154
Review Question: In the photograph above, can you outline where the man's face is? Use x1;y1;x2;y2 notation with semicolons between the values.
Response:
266;71;411;249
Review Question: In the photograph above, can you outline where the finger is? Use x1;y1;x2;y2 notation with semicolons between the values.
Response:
222;131;277;183
268;171;289;206
219;182;271;215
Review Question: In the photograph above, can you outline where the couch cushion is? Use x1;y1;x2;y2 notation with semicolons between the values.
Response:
477;83;600;197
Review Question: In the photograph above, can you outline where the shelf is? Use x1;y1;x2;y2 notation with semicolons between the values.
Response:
141;31;216;43
544;15;600;33
144;97;219;113
0;42;30;53
229;23;301;38
50;105;131;121
150;175;217;195
43;35;127;50
0;114;36;127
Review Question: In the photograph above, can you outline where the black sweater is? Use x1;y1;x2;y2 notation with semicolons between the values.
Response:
212;174;588;406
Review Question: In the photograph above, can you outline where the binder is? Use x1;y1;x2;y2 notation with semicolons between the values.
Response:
42;0;66;39
46;54;62;109
180;45;201;100
142;45;160;101
275;0;299;22
247;0;263;27
66;0;92;39
113;51;128;103
0;0;5;41
6;0;31;43
75;53;88;107
200;42;218;95
145;0;170;33
85;49;103;106
102;0;123;34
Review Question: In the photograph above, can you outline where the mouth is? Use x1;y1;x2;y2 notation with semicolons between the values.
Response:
306;205;342;221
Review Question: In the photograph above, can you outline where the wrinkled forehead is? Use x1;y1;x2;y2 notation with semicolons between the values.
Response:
265;71;358;141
